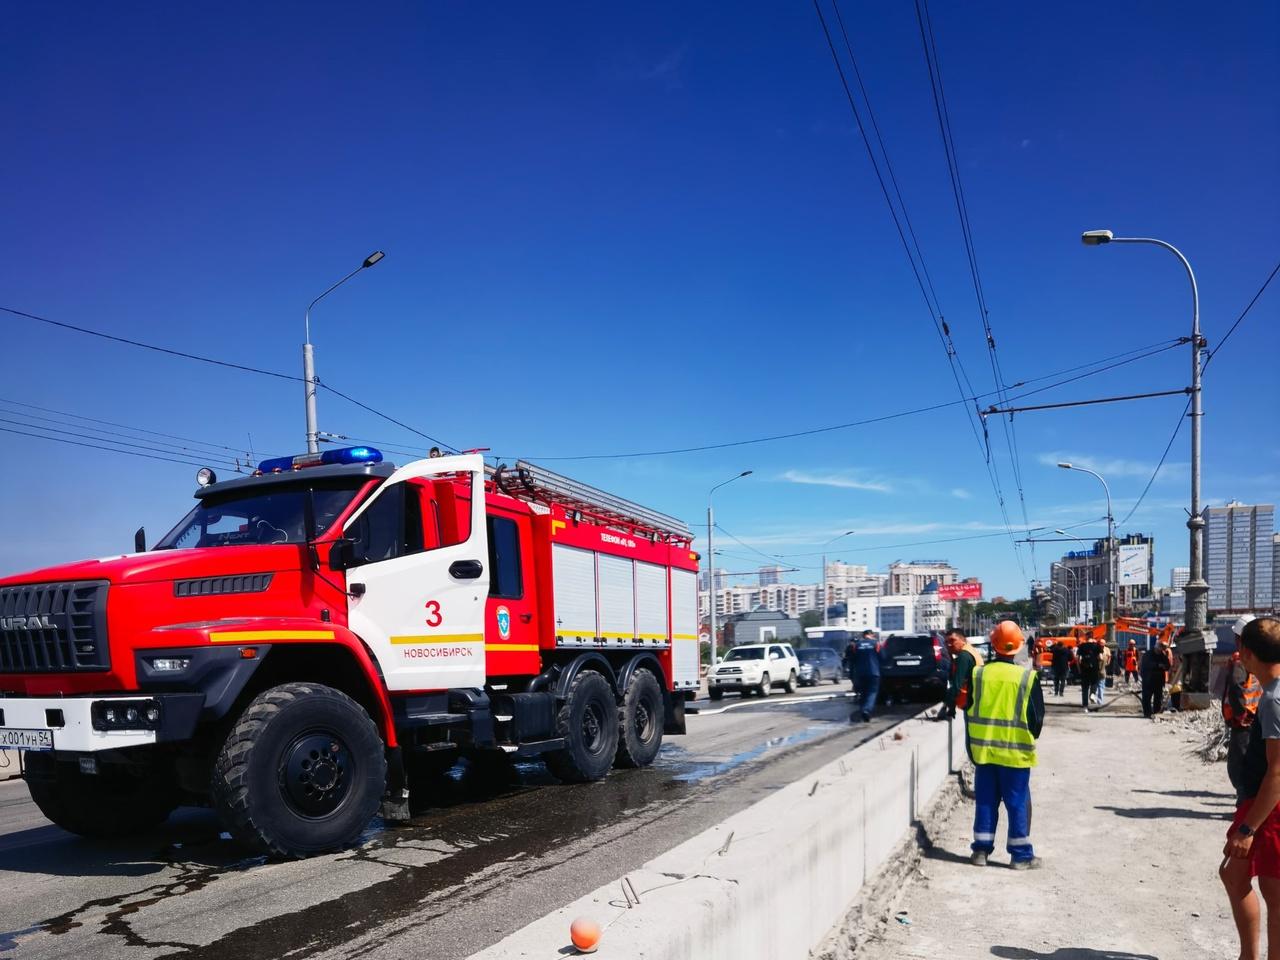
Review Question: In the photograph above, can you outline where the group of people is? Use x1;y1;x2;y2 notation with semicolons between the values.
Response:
1045;634;1174;717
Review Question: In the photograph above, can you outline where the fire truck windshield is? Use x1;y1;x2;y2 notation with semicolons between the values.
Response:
154;479;365;550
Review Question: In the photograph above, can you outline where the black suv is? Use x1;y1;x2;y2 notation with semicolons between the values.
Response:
879;633;951;703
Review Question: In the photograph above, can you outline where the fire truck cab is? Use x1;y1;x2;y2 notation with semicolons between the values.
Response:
0;448;700;858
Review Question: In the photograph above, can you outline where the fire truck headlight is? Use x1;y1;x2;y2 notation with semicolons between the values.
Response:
149;658;191;673
196;467;217;487
91;700;163;731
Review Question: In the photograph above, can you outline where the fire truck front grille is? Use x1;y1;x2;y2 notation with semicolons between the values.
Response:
0;581;110;673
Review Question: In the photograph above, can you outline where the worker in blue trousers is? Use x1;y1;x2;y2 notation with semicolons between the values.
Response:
965;620;1045;869
849;629;883;724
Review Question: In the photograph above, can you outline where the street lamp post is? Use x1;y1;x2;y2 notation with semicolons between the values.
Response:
1055;529;1093;621
1081;230;1206;644
303;251;385;453
821;530;856;626
1051;561;1082;622
1058;463;1116;645
707;471;752;668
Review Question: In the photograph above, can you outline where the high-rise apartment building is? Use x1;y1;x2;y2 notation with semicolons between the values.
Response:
888;560;958;596
1206;502;1275;613
758;565;784;586
1170;566;1190;592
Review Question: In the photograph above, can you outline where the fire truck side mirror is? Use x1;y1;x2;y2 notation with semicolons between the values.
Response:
329;539;357;572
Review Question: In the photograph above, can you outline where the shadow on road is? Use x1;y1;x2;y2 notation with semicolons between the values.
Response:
992;947;1158;960
1132;787;1231;800
1094;804;1231;821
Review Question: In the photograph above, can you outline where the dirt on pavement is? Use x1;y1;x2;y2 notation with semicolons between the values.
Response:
842;686;1236;960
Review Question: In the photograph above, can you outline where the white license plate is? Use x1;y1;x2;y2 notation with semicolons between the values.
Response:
0;728;53;751
896;658;922;667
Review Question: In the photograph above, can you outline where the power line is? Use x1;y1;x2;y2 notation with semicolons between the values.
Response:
813;0;1026;585
0;415;243;469
985;387;1190;416
1203;259;1279;372
0;398;262;462
0;425;219;469
506;338;1182;462
1118;399;1190;527
1;303;457;454
0;305;304;383
773;516;1105;558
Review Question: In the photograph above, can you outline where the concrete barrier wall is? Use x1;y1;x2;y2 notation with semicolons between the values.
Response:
469;712;967;960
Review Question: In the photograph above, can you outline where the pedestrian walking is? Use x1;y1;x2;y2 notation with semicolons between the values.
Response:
1226;615;1262;802
965;620;1044;869
1221;617;1280;960
1076;636;1103;712
1140;640;1173;719
1096;641;1111;706
939;628;984;721
1123;640;1140;689
1049;640;1072;698
849;629;883;724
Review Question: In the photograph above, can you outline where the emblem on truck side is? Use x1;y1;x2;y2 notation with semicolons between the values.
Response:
496;606;512;640
0;615;56;630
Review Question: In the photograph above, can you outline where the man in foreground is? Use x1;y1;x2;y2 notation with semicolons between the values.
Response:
966;620;1044;869
1221;616;1280;960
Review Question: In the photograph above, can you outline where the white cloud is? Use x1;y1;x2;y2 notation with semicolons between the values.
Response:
950;488;972;500
780;470;893;494
1037;452;1187;480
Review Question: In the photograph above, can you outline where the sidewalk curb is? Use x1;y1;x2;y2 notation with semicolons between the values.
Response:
467;711;966;960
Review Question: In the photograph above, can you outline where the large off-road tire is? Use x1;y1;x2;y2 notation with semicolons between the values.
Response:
614;669;664;769
24;753;179;838
545;671;619;783
782;670;797;694
708;688;724;701
211;682;386;859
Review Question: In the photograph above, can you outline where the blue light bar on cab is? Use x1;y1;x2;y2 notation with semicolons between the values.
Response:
256;446;384;474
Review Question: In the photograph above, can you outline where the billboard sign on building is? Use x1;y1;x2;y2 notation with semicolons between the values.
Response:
1117;544;1151;586
938;582;983;601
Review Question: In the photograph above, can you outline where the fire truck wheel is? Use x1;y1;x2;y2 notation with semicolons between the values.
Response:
782;670;797;694
211;682;386;859
757;673;771;697
614;669;664;769
546;670;619;783
24;754;179;838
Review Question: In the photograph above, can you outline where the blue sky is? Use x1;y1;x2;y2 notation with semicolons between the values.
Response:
1;1;1276;598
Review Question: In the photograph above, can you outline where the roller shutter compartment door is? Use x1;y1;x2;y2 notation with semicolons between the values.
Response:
670;568;700;687
553;544;597;642
635;561;669;640
597;553;636;641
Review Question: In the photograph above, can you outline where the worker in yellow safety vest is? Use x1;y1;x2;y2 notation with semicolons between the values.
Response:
965;620;1045;870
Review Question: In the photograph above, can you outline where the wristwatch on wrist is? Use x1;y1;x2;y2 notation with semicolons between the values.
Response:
1238;823;1255;837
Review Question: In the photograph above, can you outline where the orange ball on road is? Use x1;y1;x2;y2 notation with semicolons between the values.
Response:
570;917;601;953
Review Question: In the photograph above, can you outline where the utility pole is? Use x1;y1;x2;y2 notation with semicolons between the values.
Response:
303;252;384;453
706;471;752;669
1082;231;1209;688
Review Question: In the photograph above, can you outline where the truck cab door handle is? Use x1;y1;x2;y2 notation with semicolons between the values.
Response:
520;613;533;623
449;560;484;580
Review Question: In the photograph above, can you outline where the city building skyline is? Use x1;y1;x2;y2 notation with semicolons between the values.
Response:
1207;502;1275;613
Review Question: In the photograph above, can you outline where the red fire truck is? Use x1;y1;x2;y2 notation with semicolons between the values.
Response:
0;448;700;857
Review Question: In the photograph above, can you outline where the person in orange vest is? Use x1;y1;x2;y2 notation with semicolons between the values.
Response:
1123;640;1140;689
1227;615;1263;802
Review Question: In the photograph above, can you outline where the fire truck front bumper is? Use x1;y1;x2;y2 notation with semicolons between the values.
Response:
0;694;203;753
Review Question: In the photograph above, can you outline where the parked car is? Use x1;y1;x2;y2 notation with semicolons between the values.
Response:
879;633;951;703
707;643;801;700
796;647;843;686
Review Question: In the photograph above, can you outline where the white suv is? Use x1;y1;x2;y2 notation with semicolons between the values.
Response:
707;643;800;700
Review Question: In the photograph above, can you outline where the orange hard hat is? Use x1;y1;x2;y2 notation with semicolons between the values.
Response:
989;620;1024;655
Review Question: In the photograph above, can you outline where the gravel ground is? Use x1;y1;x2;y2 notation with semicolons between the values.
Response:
847;689;1235;960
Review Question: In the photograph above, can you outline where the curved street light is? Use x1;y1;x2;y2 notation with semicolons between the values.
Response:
303;251;385;453
706;471;752;668
1081;229;1206;637
1057;463;1116;637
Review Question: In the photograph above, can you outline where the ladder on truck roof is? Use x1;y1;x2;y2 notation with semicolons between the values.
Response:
489;460;692;544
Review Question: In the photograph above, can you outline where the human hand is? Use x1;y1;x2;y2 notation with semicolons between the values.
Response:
1225;832;1254;860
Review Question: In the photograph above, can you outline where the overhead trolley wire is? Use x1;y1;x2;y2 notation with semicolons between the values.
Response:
912;0;1036;580
813;0;1026;581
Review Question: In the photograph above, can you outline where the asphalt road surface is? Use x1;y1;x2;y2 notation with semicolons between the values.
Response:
0;687;919;960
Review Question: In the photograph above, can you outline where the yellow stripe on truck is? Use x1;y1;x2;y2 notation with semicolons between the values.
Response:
209;630;336;643
485;643;540;652
390;634;484;645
